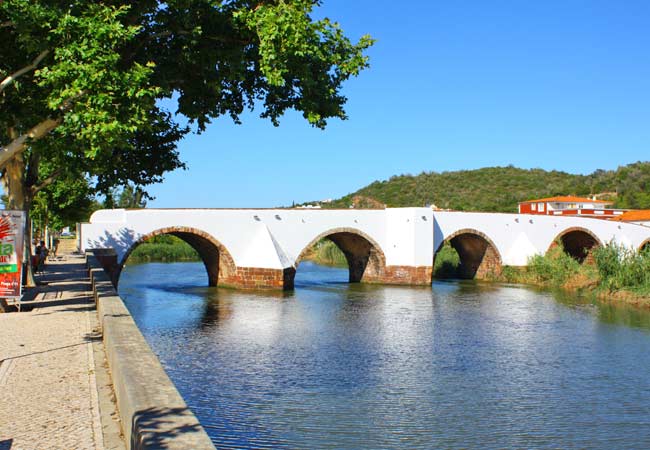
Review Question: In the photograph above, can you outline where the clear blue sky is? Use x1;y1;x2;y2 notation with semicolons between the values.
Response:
148;0;650;208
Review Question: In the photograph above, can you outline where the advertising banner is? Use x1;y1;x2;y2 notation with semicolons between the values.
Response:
0;210;25;299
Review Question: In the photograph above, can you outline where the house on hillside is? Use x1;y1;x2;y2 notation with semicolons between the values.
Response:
609;210;650;227
518;196;625;219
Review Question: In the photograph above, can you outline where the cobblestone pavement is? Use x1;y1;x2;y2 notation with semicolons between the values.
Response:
0;255;108;450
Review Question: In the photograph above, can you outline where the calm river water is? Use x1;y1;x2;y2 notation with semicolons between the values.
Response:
119;261;650;449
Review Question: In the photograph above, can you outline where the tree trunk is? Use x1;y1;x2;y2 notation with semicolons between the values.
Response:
3;154;36;287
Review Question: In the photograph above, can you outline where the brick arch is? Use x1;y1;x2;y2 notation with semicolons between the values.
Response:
548;227;602;263
118;226;237;287
639;239;650;253
295;227;387;283
434;228;503;280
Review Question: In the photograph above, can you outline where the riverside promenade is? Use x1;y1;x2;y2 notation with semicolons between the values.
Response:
0;254;123;450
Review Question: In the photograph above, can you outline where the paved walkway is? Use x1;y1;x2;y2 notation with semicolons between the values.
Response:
0;255;122;450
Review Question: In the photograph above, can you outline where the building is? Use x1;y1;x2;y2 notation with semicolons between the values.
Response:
518;196;625;219
609;210;650;226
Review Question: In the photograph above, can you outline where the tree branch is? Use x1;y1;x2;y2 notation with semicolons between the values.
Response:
0;50;49;93
0;118;61;169
30;168;63;195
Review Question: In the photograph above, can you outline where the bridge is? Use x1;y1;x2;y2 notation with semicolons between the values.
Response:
80;208;650;290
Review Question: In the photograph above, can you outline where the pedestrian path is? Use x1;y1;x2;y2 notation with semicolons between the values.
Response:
0;255;122;450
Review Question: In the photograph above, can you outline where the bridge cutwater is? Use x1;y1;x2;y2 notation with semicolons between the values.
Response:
80;208;650;290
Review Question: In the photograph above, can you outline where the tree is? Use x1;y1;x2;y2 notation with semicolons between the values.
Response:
1;0;373;284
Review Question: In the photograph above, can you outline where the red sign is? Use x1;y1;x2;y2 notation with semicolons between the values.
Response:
0;211;25;299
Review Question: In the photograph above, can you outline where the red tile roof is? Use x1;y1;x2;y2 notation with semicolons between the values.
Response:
519;196;612;204
610;210;650;222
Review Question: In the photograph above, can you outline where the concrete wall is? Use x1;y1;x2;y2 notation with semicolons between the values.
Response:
87;253;215;450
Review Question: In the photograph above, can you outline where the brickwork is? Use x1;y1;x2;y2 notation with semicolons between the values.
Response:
639;240;650;253
547;227;602;264
220;267;296;290
117;226;237;287
363;265;433;285
296;228;388;282
435;228;503;280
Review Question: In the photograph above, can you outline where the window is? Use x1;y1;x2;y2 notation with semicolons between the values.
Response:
538;202;545;212
531;203;537;211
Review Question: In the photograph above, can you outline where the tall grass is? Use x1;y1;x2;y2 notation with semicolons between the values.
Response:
128;235;200;262
525;244;583;285
593;243;650;294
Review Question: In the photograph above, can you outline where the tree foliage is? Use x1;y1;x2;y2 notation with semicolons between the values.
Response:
0;0;373;285
0;0;373;199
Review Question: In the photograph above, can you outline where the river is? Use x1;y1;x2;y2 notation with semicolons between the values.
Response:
119;261;650;449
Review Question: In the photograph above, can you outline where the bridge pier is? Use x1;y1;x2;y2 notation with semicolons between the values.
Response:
219;267;297;290
362;265;433;286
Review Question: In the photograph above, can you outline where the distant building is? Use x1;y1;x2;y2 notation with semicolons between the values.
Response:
518;196;625;219
609;210;650;226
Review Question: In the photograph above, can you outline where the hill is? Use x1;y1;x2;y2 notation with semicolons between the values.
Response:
314;162;650;212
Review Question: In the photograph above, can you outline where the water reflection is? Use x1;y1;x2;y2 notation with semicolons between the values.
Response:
119;261;650;449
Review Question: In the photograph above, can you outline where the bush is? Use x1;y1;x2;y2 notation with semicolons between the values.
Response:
526;243;581;285
433;243;460;278
593;242;650;292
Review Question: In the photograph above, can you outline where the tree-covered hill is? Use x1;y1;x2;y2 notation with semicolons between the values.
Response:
315;162;650;212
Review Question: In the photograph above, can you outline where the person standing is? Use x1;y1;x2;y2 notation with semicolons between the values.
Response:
37;240;48;273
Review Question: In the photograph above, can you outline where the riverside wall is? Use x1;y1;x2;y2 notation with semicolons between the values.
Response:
87;251;215;450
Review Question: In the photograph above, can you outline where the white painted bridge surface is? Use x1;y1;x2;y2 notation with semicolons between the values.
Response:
81;208;650;272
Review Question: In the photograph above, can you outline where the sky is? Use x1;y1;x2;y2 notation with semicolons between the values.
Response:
148;0;650;208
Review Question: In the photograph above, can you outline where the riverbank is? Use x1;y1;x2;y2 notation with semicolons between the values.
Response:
435;242;650;309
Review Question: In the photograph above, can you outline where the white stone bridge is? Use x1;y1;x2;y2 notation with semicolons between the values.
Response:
80;208;650;290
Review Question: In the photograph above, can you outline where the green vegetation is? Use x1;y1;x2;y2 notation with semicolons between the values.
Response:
128;235;199;263
434;241;650;303
302;239;347;267
593;244;650;295
315;162;650;212
433;243;461;279
499;245;589;286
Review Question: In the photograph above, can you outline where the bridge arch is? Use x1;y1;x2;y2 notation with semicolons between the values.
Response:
118;226;237;287
548;227;602;263
640;239;650;253
434;229;503;280
295;227;387;283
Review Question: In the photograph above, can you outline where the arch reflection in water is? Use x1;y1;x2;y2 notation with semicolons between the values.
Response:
119;261;650;449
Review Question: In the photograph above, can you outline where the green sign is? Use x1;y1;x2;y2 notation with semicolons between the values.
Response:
0;264;17;273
